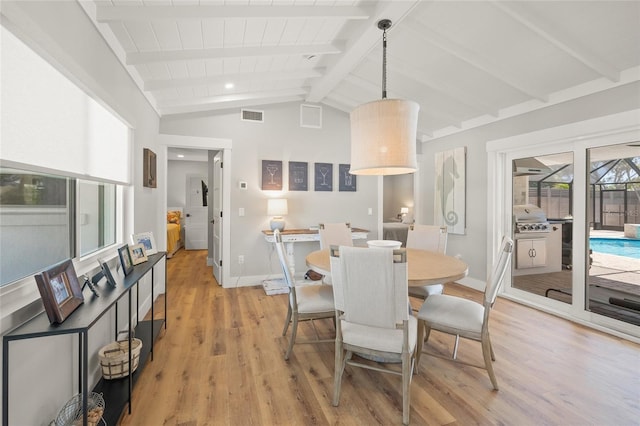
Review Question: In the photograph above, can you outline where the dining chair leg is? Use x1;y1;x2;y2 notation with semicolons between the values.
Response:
481;336;499;390
402;350;411;426
332;339;344;407
282;304;292;336
452;335;460;360
415;320;425;373
489;334;496;361
284;315;298;360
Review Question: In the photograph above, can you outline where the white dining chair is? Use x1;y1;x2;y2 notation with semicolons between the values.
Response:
318;223;353;284
415;236;514;390
406;225;448;301
330;245;416;425
274;229;335;360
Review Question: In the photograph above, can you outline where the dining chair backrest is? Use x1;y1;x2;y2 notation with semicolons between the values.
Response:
319;223;353;250
484;236;514;310
338;246;408;328
274;230;298;309
406;224;447;253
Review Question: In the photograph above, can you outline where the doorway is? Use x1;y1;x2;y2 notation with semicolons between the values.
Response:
160;135;231;287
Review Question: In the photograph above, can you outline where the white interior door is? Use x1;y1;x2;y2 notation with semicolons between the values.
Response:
185;174;208;250
212;153;223;283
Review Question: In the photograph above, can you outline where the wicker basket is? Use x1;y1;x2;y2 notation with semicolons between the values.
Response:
98;337;143;380
54;392;105;426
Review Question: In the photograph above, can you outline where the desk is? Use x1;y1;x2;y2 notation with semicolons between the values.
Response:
305;248;468;286
262;228;369;274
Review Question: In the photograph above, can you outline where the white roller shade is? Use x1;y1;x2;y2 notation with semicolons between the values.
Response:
1;26;130;184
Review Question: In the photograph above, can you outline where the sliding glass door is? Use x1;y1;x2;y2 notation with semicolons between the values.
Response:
586;144;640;326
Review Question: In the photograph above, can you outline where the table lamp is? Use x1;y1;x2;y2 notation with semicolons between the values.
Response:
399;207;409;220
268;198;288;231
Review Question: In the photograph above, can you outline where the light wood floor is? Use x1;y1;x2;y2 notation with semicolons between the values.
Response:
120;249;640;425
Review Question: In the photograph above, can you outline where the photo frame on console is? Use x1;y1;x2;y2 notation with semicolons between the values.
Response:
34;259;84;324
98;258;118;288
129;244;148;265
131;231;157;255
118;244;134;276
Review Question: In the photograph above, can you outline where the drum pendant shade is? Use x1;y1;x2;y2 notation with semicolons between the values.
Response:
349;19;419;176
350;98;419;175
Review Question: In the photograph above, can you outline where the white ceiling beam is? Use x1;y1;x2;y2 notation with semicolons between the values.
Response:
404;19;549;102
306;1;422;103
126;44;341;65
343;73;464;126
157;87;307;109
96;5;370;22
385;56;499;117
491;1;619;82
161;95;305;116
145;68;324;91
321;97;352;114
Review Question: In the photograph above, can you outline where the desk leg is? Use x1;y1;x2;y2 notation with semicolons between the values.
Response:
285;242;296;276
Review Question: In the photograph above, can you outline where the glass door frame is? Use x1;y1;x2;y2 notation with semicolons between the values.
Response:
486;110;640;340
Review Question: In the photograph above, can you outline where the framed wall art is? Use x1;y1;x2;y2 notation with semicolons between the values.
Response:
131;231;157;255
434;146;466;235
289;161;308;191
314;162;333;192
338;164;357;192
34;259;84;324
118;244;134;276
143;148;157;188
261;160;283;190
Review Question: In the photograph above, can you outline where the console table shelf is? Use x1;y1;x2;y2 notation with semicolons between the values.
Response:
2;252;167;426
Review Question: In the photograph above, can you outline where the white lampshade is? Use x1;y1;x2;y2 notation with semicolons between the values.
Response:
267;198;288;216
400;207;409;214
267;198;288;231
349;98;419;176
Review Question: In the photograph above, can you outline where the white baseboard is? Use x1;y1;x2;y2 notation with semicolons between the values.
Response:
454;276;485;291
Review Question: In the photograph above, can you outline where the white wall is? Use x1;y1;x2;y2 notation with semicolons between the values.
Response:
160;103;380;281
1;2;163;424
167;160;209;208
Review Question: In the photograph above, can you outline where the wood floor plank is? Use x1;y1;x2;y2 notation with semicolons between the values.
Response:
119;249;640;425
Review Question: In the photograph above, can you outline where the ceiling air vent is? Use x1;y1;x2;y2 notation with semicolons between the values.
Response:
241;109;264;123
300;104;322;129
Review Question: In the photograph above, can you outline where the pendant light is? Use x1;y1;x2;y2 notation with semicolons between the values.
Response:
349;19;419;176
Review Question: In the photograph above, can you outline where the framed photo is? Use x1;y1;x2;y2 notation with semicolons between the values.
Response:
129;243;148;265
118;244;134;276
34;259;84;324
289;161;308;191
314;162;333;191
98;258;118;288
339;164;357;192
131;231;157;255
261;160;283;190
143;148;157;188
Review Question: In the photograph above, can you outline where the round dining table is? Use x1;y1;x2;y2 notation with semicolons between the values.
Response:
305;248;468;286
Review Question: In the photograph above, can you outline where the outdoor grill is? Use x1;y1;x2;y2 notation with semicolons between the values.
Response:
514;204;551;234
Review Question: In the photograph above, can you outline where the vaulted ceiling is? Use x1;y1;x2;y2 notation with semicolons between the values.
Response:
80;1;640;142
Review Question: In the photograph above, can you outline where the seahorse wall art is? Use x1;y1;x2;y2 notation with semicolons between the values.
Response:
434;147;466;235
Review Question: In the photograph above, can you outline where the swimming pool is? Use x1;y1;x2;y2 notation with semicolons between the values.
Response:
589;238;640;259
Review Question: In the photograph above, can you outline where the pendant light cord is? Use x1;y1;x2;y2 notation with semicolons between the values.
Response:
382;27;387;99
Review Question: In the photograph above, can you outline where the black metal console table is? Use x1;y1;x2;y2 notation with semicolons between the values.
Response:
2;251;167;426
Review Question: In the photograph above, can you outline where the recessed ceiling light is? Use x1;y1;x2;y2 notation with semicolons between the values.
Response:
225;83;234;89
177;154;185;158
